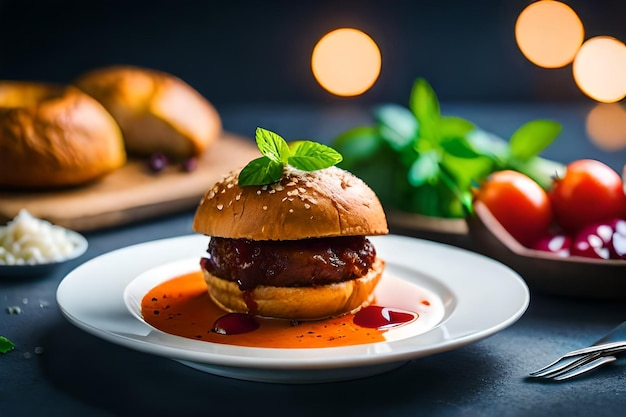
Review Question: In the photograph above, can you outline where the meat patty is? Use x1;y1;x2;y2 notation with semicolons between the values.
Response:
200;236;376;291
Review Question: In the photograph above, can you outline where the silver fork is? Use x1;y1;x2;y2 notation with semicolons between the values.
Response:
529;322;626;381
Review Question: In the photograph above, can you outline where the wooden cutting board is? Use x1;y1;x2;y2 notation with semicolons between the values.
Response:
0;132;260;231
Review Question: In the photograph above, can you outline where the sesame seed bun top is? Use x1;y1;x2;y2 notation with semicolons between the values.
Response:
192;165;389;240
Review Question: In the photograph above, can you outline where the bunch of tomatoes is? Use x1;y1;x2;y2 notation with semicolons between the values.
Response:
474;159;626;260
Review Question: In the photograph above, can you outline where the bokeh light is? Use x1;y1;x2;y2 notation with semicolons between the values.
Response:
586;103;626;151
573;36;626;103
311;28;381;97
515;0;584;68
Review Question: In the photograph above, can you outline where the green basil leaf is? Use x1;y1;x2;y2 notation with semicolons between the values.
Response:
288;140;342;171
373;104;418;150
509;120;562;161
238;156;283;186
408;151;440;187
439;136;483;158
439;116;475;139
441;153;493;190
255;127;291;163
435;165;473;218
466;129;509;162
0;336;15;353
332;126;382;168
409;78;440;141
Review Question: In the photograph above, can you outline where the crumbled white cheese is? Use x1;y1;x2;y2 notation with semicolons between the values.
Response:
0;210;76;265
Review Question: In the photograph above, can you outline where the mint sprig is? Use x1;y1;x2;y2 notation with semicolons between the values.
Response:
239;127;343;186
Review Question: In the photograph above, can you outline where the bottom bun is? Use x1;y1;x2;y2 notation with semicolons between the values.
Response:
202;258;384;321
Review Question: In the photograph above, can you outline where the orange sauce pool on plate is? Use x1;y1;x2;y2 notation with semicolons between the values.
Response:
140;271;422;349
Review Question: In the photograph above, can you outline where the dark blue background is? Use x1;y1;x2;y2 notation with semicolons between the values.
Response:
0;0;624;106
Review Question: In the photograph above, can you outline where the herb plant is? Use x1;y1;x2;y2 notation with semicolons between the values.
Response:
332;78;564;218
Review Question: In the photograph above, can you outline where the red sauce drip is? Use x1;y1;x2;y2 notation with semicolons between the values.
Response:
212;313;260;335
242;291;258;316
353;306;417;329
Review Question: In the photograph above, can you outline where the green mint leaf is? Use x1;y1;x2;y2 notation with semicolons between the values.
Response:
509;120;562;161
238;156;283;186
0;336;15;353
288;140;343;171
240;128;344;186
255;127;291;164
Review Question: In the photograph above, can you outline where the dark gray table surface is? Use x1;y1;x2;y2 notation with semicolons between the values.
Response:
2;103;625;417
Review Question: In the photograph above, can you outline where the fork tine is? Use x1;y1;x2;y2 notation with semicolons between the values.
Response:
529;351;603;378
562;341;626;358
552;355;617;381
529;355;573;376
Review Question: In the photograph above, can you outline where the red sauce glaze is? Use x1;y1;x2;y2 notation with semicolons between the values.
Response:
141;271;420;349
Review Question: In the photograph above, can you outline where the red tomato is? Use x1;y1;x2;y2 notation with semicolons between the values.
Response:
549;159;625;233
475;170;553;247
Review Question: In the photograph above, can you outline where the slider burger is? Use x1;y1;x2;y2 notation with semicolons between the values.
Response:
192;127;388;320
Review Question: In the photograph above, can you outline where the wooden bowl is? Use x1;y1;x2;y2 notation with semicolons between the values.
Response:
466;201;626;300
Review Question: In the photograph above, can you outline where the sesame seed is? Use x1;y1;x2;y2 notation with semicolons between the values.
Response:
289;209;294;213
256;190;262;195
216;204;224;210
236;194;242;201
263;206;268;210
304;203;311;209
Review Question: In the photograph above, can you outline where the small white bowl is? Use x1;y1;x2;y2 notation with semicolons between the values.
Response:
0;229;88;278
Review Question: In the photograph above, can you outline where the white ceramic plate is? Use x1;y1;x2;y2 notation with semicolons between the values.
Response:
56;234;529;383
